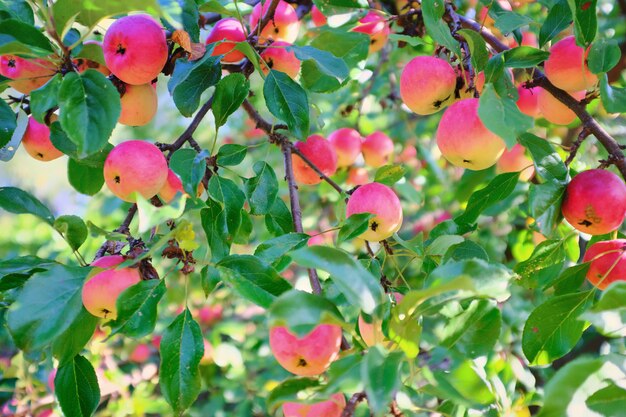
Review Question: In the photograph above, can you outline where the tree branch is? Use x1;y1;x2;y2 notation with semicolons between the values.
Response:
340;392;367;417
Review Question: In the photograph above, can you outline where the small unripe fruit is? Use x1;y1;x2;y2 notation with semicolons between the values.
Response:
327;128;362;167
260;41;301;78
346;182;403;241
104;140;168;202
269;324;342;376
352;11;390;54
282;393;346;417
545;36;597;92
400;56;456;115
361;131;394;167
561;169;626;235
496;144;535;182
516;85;541;118
0;55;56;94
103;15;168;85
582;239;626;290
310;5;327;27
119;83;158;126
206;18;247;63
293;134;338;185
537;89;585;125
21;116;63;161
436;98;506;170
250;0;300;44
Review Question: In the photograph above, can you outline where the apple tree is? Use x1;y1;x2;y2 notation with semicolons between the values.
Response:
0;0;625;416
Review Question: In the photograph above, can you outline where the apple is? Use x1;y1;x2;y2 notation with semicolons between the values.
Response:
206;18;247;63
103;14;168;85
260;41;301;78
310;5;327;27
361;132;394;167
21;116;63;161
537;88;585;125
346;167;369;186
249;0;300;44
477;0;512;34
282;393;346;417
327;128;362;167
74;40;110;76
508;31;538;48
129;343;151;363
197;305;223;327
436;98;506;170
346;182;403;241
158;168;204;203
0;55;55;94
561;169;626;235
413;211;452;235
118;83;158;126
82;255;141;319
516;85;541;118
582;239;626;290
307;230;334;246
544;36;597;92
103;140;168;202
269;324;342;376
400;56;457;115
292;134;338;185
358;292;404;346
496;144;535;182
352;11;390;54
200;339;214;365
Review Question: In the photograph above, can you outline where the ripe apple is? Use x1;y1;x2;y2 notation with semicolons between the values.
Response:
508;31;538;48
516;85;541;118
544;36;597;92
82;255;141;319
400;56;457;115
358;292;404;346
346;182;403;241
260;41;301;78
118;83;158;126
582;239;626;290
206;18;247;63
346;167;369;186
129;343;151;363
352;11;390;54
74;40;110;76
292;134;338;185
158;168;204;203
21;116;63;161
269;324;342;376
361;131;394;167
436;98;506;170
250;0;300;44
496;143;535;182
310;5;327;27
103;14;168;85
537;88;585;125
413;211;452;235
308;230;334;246
103;140;168;202
0;55;56;94
327;128;362;167
561;169;626;235
282;393;346;417
197;305;223;326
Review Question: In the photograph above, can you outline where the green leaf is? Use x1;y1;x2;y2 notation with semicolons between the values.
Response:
74;42;106;66
338;213;374;244
243;161;278;215
586;383;626;417
57;70;120;158
169;148;206;197
362;347;403;416
529;181;566;236
0;0;34;25
0;98;16;149
599;74;626;114
455;172;520;224
216;144;247;166
175;0;200;42
263;70;309;139
581;282;626;337
207;175;245;236
567;0;597;46
426;235;465;257
30;74;62;124
503;46;551;68
0;19;54;56
519;133;568;183
268;290;344;336
442;240;489;263
290;246;385;314
160;309;203;415
135;193;186;234
212;73;249;129
457;29;489;72
522;291;593;365
55;355;100;417
493;10;533;34
374;165;406;186
265;198;294;236
588;38;621;74
421;0;460;57
54;215;88;251
201;201;230;262
217;255;292;308
254;233;310;263
108;279;166;338
266;378;321;414
478;84;533;149
539;0;572;47
52;307;98;366
0;256;56;291
389;33;429;47
7;265;87;352
0;186;54;225
289;45;349;82
515;239;567;289
68;158;105;196
168;53;221;117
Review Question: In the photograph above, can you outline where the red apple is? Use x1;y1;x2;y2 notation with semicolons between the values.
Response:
537;88;585;125
292;134;338;185
352;11;390;54
119;83;158;126
516;85;541;118
129;343;151;363
346;182;403;241
21;116;63;161
400;56;457;115
310;5;327;27
496;143;535;182
545;36;597;92
282;393;346;417
249;0;300;44
582;239;626;290
346;167;369;186
0;55;55;94
327;128;362;167
206;18;247;63
361;131;394;167
260;41;301;78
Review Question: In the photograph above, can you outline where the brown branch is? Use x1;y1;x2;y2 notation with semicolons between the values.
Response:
158;96;214;157
341;392;367;417
390;400;405;417
565;127;592;166
93;204;137;260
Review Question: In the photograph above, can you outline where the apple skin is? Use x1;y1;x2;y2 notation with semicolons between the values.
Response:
561;169;626;235
346;182;403;241
206;18;247;63
103;14;168;85
74;40;110;76
496;143;535;182
103;140;168;202
250;0;300;44
327;128;362;167
516;85;541;118
269;324;342;376
400;56;457;115
358;292;404;346
129;343;151;363
545;36;597;92
158;168;204;203
537;89;585;125
119;83;158;126
436;98;506;171
260;41;301;78
508;31;538;48
310;5;327;26
292;134;338;185
346;167;369;186
582;239;626;290
0;55;56;94
352;11;390;54
197;305;223;327
21;116;63;162
200;339;214;365
282;393;346;417
362;132;394;167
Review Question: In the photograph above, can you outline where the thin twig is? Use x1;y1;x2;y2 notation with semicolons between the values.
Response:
565;127;592;166
341;392;367;417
